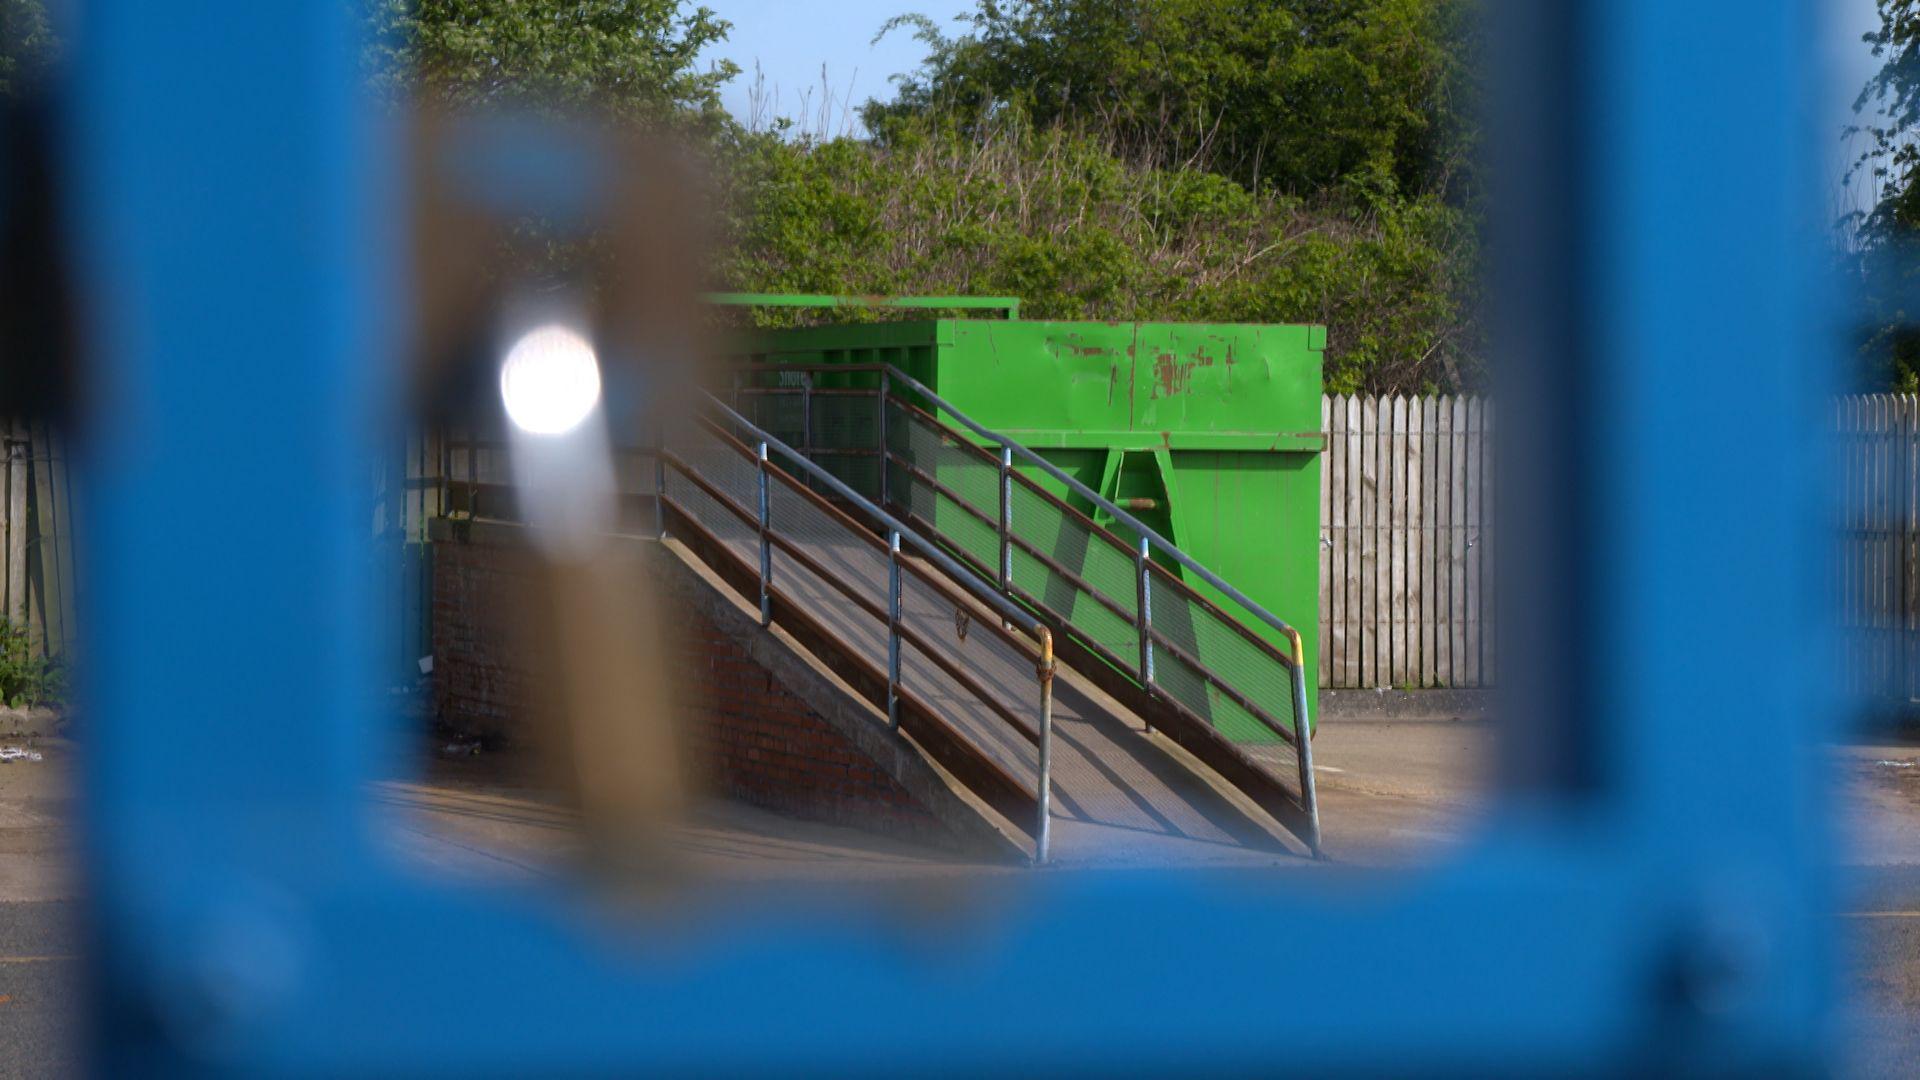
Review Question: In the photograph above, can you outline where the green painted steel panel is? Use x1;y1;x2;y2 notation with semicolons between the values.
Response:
1159;448;1321;739
733;315;1324;740
936;321;1323;451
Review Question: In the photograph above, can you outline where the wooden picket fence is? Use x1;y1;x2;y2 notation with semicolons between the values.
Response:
1319;395;1495;689
18;394;1920;701
1837;394;1920;701
1;420;79;659
373;432;447;680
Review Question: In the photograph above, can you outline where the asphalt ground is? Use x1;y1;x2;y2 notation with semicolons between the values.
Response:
0;900;77;1080
3;734;1919;1074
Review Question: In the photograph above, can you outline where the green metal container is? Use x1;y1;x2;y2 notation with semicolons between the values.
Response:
731;315;1325;739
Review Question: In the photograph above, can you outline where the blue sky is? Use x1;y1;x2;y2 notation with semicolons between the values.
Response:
698;1;975;135
1830;0;1894;220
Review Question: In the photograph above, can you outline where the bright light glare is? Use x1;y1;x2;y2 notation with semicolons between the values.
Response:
500;322;603;435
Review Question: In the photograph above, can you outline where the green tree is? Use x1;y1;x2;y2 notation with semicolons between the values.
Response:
364;0;738;128
826;0;1484;392
1849;0;1920;389
863;0;1476;200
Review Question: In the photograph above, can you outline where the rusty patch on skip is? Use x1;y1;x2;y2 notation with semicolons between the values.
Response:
1152;352;1194;397
1150;345;1225;398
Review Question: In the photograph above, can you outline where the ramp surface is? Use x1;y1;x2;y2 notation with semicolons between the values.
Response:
665;472;1306;867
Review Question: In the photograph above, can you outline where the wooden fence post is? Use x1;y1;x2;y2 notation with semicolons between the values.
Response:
6;419;26;632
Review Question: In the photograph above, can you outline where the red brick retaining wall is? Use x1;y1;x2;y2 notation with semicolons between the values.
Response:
429;520;956;848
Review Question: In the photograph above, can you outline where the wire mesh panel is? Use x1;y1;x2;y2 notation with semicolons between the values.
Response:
683;372;1314;850
734;385;884;500
763;478;889;614
880;395;1299;739
1004;479;1140;670
806;393;881;499
1149;565;1299;742
732;386;802;444
886;400;1147;676
894;567;1042;787
879;390;1302;746
661;422;761;563
888;406;1001;575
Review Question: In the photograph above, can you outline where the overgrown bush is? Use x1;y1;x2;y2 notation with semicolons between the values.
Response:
716;118;1481;394
0;619;59;709
344;0;1486;394
7;0;1487;394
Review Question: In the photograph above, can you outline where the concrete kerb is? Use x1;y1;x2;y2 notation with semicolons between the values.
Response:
1319;688;1492;723
0;706;64;739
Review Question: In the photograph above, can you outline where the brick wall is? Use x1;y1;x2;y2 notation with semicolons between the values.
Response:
669;608;954;847
432;526;541;744
430;520;957;848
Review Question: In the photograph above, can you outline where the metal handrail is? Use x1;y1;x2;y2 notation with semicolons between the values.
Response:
726;363;1309;663
729;362;1320;855
660;430;1047;743
440;373;1314;855
879;394;1307;690
704;398;1049;644
669;395;1056;864
705;293;1022;319
881;401;1305;748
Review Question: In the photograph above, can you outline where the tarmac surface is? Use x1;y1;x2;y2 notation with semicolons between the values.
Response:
0;742;74;1080
2;724;1919;1074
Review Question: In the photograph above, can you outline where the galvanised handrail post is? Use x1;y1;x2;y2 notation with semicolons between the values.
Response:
1284;628;1323;858
437;434;450;523
465;429;477;513
1135;534;1154;686
799;371;813;469
1136;533;1154;734
877;368;891;506
1035;631;1055;866
886;529;903;729
755;440;772;626
998;443;1014;592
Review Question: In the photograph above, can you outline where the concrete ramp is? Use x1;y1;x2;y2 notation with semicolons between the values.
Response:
655;429;1311;867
